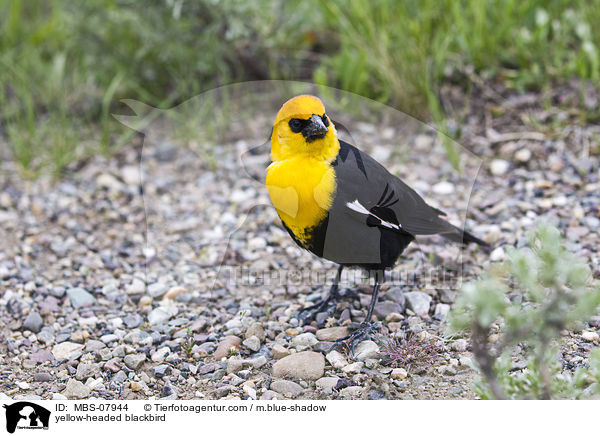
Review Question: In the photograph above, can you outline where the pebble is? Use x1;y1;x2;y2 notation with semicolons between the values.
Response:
66;287;96;308
316;327;350;341
325;350;349;369
317;376;340;389
270;379;304;397
34;372;53;382
271;344;291;359
242;336;261;352
490;159;510;176
404;291;432;317
148;306;178;325
245;323;266;342
391;368;408;380
124;353;146;370
76;363;99;381
341;362;364;374
432;181;455;195
272;351;325;380
581;331;599;342
16;381;30;390
374;301;404;319
490;246;506;262
339;386;364;399
353;341;380;361
514;148;532;163
23;311;43;333
451;339;468;352
291;332;318;349
213;336;242;359
52;342;84;361
62;379;91;399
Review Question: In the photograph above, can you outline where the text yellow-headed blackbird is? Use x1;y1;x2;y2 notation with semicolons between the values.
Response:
266;95;487;348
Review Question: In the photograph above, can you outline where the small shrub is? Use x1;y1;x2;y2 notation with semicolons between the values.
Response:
449;223;600;399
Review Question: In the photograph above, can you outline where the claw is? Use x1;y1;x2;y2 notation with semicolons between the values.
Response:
329;321;381;355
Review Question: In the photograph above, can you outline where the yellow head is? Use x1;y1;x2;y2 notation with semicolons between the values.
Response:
271;95;339;162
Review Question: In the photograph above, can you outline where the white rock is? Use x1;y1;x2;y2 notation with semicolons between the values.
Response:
490;246;506;262
341;362;364;374
490;159;510;176
16;381;30;390
432;181;455;195
291;333;318;349
325;350;348;369
581;331;599;342
52;342;85;360
390;368;408;380
514;148;532;163
121;165;140;185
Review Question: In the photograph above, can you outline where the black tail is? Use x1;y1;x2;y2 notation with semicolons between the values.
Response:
441;226;490;248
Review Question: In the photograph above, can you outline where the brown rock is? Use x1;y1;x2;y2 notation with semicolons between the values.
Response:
213;336;242;359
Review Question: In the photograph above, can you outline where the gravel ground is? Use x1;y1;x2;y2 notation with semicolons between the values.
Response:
1;86;599;400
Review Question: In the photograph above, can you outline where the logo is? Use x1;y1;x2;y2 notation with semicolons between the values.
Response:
2;402;50;433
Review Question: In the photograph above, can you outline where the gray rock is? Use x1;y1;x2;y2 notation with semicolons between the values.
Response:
242;336;261;352
153;365;171;378
260;390;282;400
316;377;339;392
404;291;432;317
37;327;55;344
354;341;380;361
374;301;404;319
245;323;266;342
124;354;146;370
66;287;96;308
270;379;304;397
451;339;468;352
85;340;106;352
272;351;325;380
340;386;364;399
147;282;167;298
23;311;43;333
34;372;53;382
123;313;143;329
62;379;91;399
385;287;407;307
148;306;177;326
52;342;84;361
434;303;450;320
75;363;99;381
30;350;54;363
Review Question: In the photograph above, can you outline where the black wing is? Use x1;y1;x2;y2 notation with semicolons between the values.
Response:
332;140;486;244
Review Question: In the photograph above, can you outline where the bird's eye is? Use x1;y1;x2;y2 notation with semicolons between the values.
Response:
289;118;304;133
321;114;330;127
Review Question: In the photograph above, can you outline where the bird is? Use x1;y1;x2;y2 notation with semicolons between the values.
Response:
266;94;488;349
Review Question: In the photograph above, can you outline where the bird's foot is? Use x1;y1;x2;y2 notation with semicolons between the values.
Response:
297;288;357;326
329;321;381;355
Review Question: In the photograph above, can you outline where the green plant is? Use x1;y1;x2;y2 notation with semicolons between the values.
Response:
449;223;600;399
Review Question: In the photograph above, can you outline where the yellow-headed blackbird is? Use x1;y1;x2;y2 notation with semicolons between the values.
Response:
266;95;487;347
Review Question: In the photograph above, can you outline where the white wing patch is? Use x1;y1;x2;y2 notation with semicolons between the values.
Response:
346;199;402;230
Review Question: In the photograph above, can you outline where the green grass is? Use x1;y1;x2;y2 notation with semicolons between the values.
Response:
1;0;599;178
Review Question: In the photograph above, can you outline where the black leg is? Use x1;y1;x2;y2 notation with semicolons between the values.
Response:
298;265;344;325
330;279;382;355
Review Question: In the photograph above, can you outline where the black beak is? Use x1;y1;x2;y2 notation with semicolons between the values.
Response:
302;115;328;142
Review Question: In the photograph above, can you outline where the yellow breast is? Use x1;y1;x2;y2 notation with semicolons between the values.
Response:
266;157;336;243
